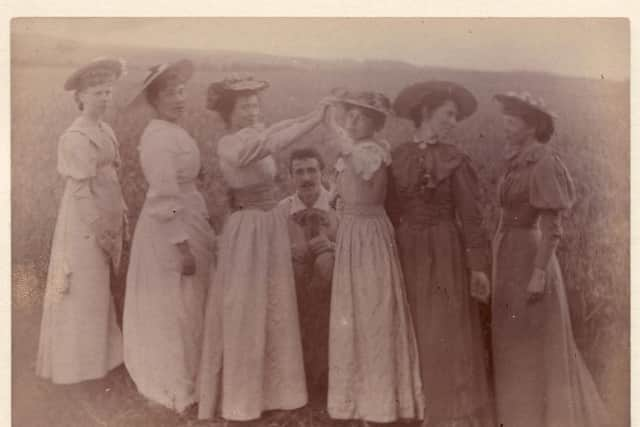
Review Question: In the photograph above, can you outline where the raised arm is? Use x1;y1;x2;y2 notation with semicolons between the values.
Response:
219;107;325;168
264;109;319;136
322;105;390;182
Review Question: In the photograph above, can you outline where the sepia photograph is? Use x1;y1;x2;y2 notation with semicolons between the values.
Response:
9;17;630;426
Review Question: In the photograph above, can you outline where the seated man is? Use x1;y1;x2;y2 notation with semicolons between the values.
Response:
280;147;338;398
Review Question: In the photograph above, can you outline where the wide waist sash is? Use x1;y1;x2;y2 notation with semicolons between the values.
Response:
229;182;278;212
341;203;386;217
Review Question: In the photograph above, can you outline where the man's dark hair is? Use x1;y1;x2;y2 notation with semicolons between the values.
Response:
289;148;325;173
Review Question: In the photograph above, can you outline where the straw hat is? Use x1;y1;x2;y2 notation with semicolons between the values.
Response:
206;74;270;111
338;90;392;116
494;91;557;142
64;57;126;91
494;91;558;119
128;59;195;107
393;80;478;121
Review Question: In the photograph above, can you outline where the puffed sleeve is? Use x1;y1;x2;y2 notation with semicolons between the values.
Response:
334;136;391;181
139;128;189;244
529;152;576;270
451;159;490;272
350;142;390;181
57;131;100;224
529;152;576;210
58;131;98;180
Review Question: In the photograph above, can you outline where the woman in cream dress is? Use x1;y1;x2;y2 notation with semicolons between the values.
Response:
123;60;215;412
36;58;127;384
323;91;424;424
198;76;325;422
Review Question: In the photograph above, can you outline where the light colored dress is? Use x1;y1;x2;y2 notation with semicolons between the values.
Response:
492;142;609;427
198;124;307;421
123;119;215;412
36;116;125;384
327;138;424;423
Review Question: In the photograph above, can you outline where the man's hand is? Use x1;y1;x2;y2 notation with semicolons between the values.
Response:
308;235;335;257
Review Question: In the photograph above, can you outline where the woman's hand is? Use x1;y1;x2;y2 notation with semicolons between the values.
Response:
322;104;348;139
176;241;196;276
322;104;337;129
527;268;547;303
470;271;491;304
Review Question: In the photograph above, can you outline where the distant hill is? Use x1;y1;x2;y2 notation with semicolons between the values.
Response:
13;29;622;86
11;30;358;72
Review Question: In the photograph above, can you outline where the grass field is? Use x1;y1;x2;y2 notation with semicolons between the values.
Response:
11;59;630;426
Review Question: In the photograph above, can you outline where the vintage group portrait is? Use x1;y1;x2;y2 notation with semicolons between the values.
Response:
9;17;630;427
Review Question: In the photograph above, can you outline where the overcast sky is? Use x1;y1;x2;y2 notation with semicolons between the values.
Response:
12;17;629;81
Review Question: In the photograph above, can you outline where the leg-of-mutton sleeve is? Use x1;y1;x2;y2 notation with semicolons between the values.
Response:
218;126;271;168
58;131;100;225
451;159;490;273
219;118;320;168
529;152;576;270
139;130;189;245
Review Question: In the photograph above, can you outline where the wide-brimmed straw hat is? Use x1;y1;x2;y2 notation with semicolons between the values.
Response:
494;91;557;142
206;74;270;111
323;86;350;103
494;91;558;120
128;59;195;107
393;80;478;121
337;90;392;116
64;57;126;91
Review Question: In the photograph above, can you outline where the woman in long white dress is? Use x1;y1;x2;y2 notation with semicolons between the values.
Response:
123;59;215;412
36;58;127;384
197;75;325;422
323;92;424;424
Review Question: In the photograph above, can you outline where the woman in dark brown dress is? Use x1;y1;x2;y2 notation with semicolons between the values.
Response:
388;81;494;427
492;91;609;427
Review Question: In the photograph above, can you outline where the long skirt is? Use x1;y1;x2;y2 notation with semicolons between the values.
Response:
492;227;609;427
327;205;424;423
396;220;494;427
198;204;307;421
36;182;123;384
123;190;214;412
